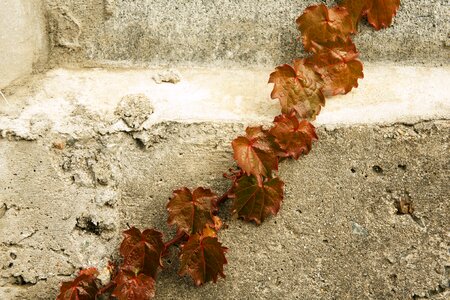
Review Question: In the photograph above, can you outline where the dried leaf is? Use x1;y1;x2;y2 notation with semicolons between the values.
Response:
270;112;318;159
307;38;364;96
112;268;156;300
296;4;353;51
269;59;325;119
341;0;400;30
119;227;164;279
366;0;400;30
201;216;223;238
231;175;284;224
57;268;100;300
167;187;218;235
340;0;370;31
178;233;227;286
232;126;279;179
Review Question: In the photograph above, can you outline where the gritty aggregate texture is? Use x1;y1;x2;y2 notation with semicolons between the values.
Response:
0;117;449;299
0;64;449;299
0;1;449;299
44;0;450;67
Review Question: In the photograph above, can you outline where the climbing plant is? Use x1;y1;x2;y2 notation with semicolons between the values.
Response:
56;0;400;299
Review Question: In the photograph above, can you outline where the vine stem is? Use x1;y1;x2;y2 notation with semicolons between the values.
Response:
164;231;187;250
215;185;234;207
96;281;115;296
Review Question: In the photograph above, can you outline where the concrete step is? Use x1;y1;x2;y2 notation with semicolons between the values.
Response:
1;64;449;139
0;64;449;299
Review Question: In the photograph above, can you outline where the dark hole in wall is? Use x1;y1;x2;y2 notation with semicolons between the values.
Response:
372;165;383;174
75;216;102;235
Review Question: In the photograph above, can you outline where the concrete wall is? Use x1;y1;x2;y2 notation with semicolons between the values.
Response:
0;0;48;89
45;0;450;67
0;66;449;299
0;0;449;299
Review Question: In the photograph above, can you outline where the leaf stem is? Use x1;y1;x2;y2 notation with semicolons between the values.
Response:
96;281;116;297
164;231;187;250
215;185;234;206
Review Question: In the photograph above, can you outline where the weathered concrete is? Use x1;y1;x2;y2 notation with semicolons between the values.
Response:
0;0;48;89
0;0;449;298
44;0;450;68
0;65;449;133
0;66;449;299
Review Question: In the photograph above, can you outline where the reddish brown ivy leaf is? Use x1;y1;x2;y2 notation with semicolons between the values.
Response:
269;59;325;119
307;38;364;96
232;126;279;179
119;227;164;279
178;233;228;286
340;0;370;31
230;175;284;224
341;0;400;30
296;4;353;51
57;268;100;300
270;112;318;160
112;268;156;300
366;0;400;30
167;187;218;235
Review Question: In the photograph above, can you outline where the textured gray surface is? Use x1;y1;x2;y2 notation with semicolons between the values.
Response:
45;0;450;67
0;0;449;299
0;115;449;299
0;64;449;299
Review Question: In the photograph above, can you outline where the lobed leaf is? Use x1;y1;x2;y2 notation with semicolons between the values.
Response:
57;268;100;300
307;38;364;96
296;4;353;51
366;0;400;30
232;126;279;179
269;59;325;119
119;227;164;279
230;175;284;224
178;233;228;286
341;0;400;30
340;0;370;31
270;112;318;160
167;187;218;235
112;268;156;300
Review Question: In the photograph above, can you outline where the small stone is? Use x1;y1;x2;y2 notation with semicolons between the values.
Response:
153;69;181;84
115;94;153;129
396;198;414;215
351;222;369;236
95;189;119;207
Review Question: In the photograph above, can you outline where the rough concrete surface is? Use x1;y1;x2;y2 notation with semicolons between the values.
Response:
44;0;450;68
0;0;48;89
0;66;449;299
0;0;449;299
0;118;449;299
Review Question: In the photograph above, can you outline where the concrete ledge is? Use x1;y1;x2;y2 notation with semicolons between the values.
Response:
1;64;449;140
